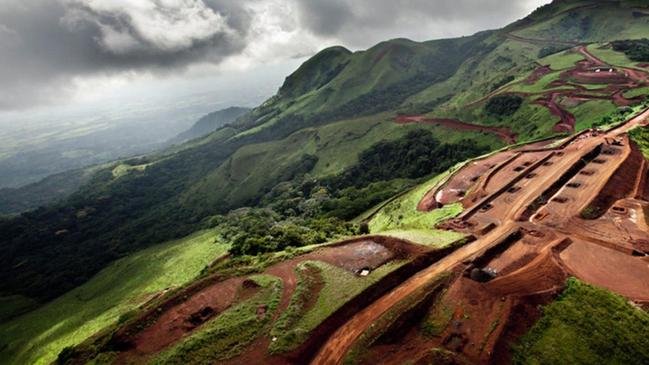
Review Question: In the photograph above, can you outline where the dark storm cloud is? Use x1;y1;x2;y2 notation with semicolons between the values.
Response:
0;0;251;109
295;0;547;47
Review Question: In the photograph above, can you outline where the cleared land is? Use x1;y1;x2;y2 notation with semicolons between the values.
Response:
311;107;649;365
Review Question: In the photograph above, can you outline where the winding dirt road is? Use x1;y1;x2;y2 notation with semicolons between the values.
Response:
311;107;649;365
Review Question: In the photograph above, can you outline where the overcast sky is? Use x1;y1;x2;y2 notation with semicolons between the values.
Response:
0;0;550;116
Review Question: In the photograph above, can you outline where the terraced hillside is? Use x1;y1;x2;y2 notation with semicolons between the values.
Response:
3;1;649;364
50;109;649;365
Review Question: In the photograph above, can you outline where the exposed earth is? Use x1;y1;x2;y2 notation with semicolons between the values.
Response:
311;107;649;365
69;107;649;365
44;5;649;364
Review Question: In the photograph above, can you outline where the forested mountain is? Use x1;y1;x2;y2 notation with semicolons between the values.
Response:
2;1;649;364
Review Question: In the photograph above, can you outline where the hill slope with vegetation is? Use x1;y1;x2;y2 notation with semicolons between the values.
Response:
2;1;649;363
3;0;649;304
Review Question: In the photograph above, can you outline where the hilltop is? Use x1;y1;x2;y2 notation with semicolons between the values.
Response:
2;1;649;364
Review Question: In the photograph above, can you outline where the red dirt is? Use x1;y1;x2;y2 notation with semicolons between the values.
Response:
560;240;649;301
533;92;577;132
578;46;606;67
108;235;431;365
583;142;645;218
128;277;244;357
488;292;557;365
311;240;395;272
395;115;517;144
417;151;519;211
525;65;553;84
311;108;649;365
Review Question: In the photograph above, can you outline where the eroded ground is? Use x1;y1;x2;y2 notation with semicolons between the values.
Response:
311;108;649;365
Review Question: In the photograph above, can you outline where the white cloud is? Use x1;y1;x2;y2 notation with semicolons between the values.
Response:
62;0;234;54
0;0;552;111
219;0;333;71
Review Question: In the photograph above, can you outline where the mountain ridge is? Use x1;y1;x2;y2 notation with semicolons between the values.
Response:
2;1;649;363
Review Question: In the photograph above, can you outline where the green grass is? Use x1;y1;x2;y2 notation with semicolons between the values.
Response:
515;5;649;43
368;169;462;233
0;230;229;365
507;71;564;93
630;125;649;158
540;50;584;70
624;86;649;99
378;229;462;248
268;260;407;353
112;163;149;178
0;295;39;323
513;278;649;365
186;115;501;213
150;275;282;365
587;44;641;69
568;99;618;131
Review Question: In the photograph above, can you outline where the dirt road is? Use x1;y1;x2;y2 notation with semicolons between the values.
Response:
311;107;649;365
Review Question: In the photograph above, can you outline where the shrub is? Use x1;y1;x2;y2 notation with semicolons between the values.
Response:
514;278;649;365
612;39;649;62
485;95;523;116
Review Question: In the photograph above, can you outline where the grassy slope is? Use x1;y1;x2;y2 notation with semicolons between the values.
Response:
268;260;408;354
513;3;649;42
368;168;465;246
624;86;649;99
230;34;497;140
0;230;229;365
514;278;649;365
5;4;649;363
151;275;282;365
542;49;585;70
0;295;38;323
185;115;502;211
569;99;619;131
630;126;649;157
408;37;563;142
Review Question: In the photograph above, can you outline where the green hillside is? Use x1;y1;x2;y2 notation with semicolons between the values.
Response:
3;3;649;358
170;107;251;145
3;0;649;303
514;278;649;365
0;230;229;365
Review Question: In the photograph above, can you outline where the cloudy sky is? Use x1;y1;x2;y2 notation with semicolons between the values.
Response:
0;0;549;116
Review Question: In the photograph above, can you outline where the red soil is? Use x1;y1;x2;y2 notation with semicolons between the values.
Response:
525;65;553;84
486;240;570;297
311;108;649;365
102;30;649;365
395;115;517;144
578;46;606;67
533;92;576;132
111;236;432;365
564;70;630;85
417;152;518;211
560;240;649;301
128;277;244;356
488;292;556;365
584;141;645;218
